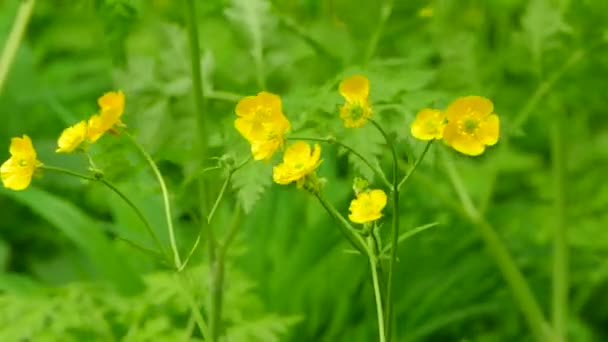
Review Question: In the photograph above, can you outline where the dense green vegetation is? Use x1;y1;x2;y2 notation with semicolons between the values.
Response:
1;0;607;341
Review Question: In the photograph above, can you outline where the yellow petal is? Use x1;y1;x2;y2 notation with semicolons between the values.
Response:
445;96;494;122
283;141;312;166
256;91;282;114
443;121;485;156
339;74;370;102
478;114;500;146
87;114;106;142
411;108;445;140
56;121;87;153
369;189;388;212
9;135;36;159
98;91;125;113
1;157;34;191
235;95;260;118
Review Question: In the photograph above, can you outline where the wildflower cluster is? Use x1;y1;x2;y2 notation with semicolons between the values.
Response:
1;91;125;190
410;95;500;156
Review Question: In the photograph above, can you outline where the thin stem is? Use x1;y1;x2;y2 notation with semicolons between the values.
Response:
368;119;399;340
397;140;433;191
289;136;391;189
363;0;393;65
0;0;36;94
551;110;568;342
513;49;585;129
442;153;552;342
369;252;387;342
124;132;182;269
184;0;207;139
314;192;367;255
40;165;169;261
380;222;441;255
207;174;231;225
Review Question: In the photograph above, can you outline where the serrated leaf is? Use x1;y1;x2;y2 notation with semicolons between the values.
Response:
231;160;272;214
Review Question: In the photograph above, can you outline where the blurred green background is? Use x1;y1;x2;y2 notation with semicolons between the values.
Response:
1;0;607;341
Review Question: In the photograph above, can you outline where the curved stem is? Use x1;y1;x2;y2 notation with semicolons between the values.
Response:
551;110;568;342
442;153;552;342
369;253;387;342
314;192;367;255
363;0;393;65
368;119;399;340
0;0;36;94
40;165;169;261
288;136;391;189
124;132;182;269
207;174;231;225
397;140;433;191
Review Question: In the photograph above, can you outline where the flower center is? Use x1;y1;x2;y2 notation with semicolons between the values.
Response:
460;117;479;135
350;103;364;121
18;159;29;167
254;106;272;121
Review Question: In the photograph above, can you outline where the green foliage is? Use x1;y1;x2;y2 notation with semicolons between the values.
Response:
1;0;608;341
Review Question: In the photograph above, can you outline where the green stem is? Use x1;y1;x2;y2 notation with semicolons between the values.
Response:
368;250;387;342
368;119;399;340
314;192;367;255
513;49;585;129
184;0;207;139
40;165;169;261
551;110;568;342
442;153;552;342
0;0;36;95
207;174;231;225
289;136;391;189
124;133;182;269
363;0;393;65
176;273;210;341
397;140;433;191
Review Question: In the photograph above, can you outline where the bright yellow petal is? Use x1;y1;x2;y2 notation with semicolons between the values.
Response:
411;108;445;140
9;135;36;159
478;114;500;146
1;157;33;191
445;96;494;122
235;95;260;118
56;121;87;153
256;92;282;114
308;144;322;170
369;189;388;212
98;91;125;112
443;121;485;156
339;74;370;102
283;141;312;166
272;164;293;184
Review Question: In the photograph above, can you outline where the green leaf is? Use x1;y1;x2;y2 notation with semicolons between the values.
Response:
1;187;144;295
231;160;272;214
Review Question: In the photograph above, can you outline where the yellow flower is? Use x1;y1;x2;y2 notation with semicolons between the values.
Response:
1;135;41;191
273;141;322;187
87;90;126;142
234;92;291;161
56;121;88;153
339;74;373;128
348;189;388;224
411;108;446;140
442;96;500;156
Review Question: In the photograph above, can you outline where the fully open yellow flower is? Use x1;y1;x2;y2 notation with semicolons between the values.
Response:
1;135;41;191
235;92;291;161
348;189;387;224
88;91;126;142
442;96;500;156
411;108;446;140
56;120;87;153
273;141;322;186
339;74;373;128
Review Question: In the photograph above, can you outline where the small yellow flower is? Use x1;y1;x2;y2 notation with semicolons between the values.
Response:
339;74;373;128
87;90;126;142
411;108;446;140
234;92;291;161
56;121;88;153
348;189;388;224
273;141;322;187
1;135;41;191
443;96;500;156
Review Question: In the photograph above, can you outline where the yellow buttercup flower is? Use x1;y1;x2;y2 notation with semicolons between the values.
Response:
56;120;88;153
1;135;41;191
442;96;500;156
411;108;446;140
348;189;387;224
273;141;322;187
87;90;126;142
339;74;373;128
234;92;291;161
